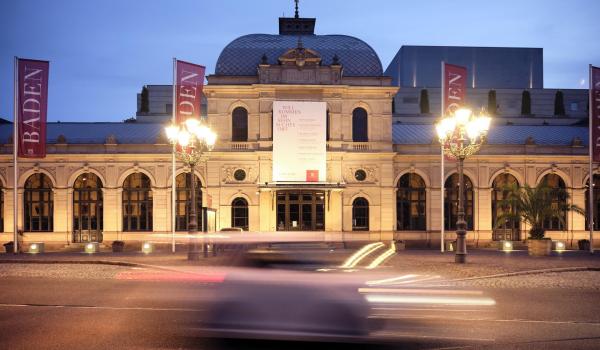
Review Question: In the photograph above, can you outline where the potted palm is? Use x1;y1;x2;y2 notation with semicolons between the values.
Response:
495;181;584;256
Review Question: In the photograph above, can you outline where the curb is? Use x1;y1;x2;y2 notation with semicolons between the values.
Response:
448;266;600;282
0;259;197;274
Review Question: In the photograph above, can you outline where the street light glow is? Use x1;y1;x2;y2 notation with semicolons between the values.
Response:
435;107;492;264
165;118;217;260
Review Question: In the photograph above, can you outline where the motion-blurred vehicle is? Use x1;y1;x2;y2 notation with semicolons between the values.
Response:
205;267;371;341
203;244;372;341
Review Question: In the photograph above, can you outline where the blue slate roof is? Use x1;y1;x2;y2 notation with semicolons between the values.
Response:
215;34;383;77
0;122;588;147
0;122;164;144
392;124;588;146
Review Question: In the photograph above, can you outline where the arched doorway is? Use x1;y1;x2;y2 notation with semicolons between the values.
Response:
444;174;474;230
541;174;567;230
396;173;426;231
491;173;520;241
24;173;53;232
175;173;202;231
73;173;103;242
122;173;153;232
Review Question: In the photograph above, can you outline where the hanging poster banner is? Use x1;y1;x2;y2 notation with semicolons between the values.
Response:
17;58;49;158
273;101;326;182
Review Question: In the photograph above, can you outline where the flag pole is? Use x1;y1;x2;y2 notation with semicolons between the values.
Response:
13;57;19;254
440;61;445;253
589;64;595;254
171;58;177;253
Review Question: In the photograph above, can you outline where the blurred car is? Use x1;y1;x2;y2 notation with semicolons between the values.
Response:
203;267;372;342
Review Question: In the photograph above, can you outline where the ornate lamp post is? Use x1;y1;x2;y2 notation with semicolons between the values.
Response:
436;108;491;263
165;118;217;261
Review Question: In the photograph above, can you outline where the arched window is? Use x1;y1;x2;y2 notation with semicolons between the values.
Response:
541;174;566;230
24;173;53;232
444;174;474;230
586;175;600;230
175;173;202;231
352;107;368;142
0;181;4;232
122;173;153;232
397;173;426;231
231;197;249;231
73;173;103;242
352;197;369;231
232;107;248;142
491;173;520;241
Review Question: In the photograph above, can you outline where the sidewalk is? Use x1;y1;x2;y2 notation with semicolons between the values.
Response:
386;249;600;279
1;248;600;279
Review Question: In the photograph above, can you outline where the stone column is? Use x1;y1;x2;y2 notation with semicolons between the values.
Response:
101;188;121;240
152;187;169;233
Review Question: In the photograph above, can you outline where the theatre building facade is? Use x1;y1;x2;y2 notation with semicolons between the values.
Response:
0;13;596;247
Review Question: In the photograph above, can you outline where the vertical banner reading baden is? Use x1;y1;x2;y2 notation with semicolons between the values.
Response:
443;63;467;115
175;60;205;123
18;59;49;158
273;101;326;182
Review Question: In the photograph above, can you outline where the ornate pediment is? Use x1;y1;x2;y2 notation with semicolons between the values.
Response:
278;38;321;68
258;37;342;85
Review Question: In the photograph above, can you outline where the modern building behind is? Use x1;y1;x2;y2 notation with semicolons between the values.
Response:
386;45;543;89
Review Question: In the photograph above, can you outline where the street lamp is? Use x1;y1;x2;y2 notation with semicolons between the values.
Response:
165;118;217;260
436;108;491;263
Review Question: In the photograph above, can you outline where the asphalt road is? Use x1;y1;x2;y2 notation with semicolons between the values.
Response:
0;264;599;349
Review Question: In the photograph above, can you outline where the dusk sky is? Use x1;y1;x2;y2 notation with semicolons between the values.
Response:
1;0;599;122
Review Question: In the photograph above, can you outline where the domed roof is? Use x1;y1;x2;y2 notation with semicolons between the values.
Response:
215;34;383;77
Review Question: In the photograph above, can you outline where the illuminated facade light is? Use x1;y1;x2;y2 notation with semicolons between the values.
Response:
501;241;513;252
84;242;99;253
554;241;566;252
28;242;44;254
142;242;153;254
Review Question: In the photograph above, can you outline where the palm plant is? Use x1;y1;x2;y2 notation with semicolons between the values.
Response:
495;181;584;239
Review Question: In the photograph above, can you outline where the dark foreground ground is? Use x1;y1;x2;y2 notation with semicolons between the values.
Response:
0;260;599;350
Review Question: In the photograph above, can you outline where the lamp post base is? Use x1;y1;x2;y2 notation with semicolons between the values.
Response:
455;253;466;264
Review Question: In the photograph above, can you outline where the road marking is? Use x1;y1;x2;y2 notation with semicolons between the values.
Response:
0;302;203;313
370;314;600;326
373;331;494;342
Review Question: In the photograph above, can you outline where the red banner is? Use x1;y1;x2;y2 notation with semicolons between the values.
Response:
175;60;205;124
17;59;49;158
443;63;467;116
592;66;600;162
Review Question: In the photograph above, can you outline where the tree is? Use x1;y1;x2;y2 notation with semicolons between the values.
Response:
487;90;497;115
521;90;531;115
494;181;583;239
419;89;430;114
554;90;566;116
139;86;149;114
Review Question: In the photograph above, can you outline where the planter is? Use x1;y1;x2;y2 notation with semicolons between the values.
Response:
528;239;552;256
578;239;591;251
112;241;125;253
3;242;14;253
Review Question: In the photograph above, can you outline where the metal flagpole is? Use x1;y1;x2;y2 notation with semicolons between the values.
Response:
13;57;19;254
440;61;445;253
171;58;177;253
589;64;595;254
